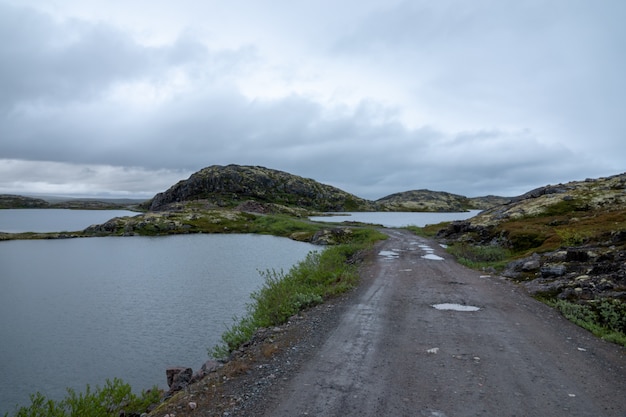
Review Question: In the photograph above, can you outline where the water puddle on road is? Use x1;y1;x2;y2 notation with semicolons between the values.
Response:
422;253;444;260
378;250;399;260
432;303;480;312
418;244;434;252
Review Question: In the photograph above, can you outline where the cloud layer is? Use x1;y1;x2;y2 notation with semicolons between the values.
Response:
1;1;624;199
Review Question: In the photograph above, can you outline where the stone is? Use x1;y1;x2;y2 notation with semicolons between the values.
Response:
166;367;193;392
540;264;567;277
522;259;540;271
191;360;222;383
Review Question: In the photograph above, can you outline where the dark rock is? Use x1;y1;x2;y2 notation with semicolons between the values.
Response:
166;367;193;392
191;360;222;383
540;264;567;277
566;250;589;262
311;228;353;245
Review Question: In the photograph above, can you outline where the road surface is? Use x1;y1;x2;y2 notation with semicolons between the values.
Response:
261;229;626;417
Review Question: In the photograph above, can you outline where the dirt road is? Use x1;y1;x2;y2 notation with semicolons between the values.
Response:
259;229;626;416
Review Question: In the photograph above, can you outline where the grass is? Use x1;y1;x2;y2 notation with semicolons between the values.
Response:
210;228;385;358
445;242;511;270
405;222;451;238
4;378;160;417
540;298;626;346
497;206;626;255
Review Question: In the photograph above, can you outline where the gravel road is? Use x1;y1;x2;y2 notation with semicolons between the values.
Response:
257;229;626;417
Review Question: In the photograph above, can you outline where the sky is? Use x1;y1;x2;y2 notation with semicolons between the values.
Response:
1;0;624;200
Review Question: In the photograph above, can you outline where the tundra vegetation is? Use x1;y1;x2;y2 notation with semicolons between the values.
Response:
424;173;626;346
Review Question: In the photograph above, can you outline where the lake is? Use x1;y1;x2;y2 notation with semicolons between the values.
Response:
309;210;482;227
0;209;480;415
0;209;138;233
0;233;317;415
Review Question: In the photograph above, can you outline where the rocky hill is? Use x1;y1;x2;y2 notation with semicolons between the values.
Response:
375;190;509;212
146;165;375;212
436;173;626;310
146;165;511;213
468;195;511;210
0;194;49;209
376;189;475;212
0;194;144;210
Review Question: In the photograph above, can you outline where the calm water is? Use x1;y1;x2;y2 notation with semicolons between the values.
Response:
0;209;138;233
309;210;482;227
0;234;317;415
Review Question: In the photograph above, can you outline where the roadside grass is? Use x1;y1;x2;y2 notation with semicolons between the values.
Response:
210;228;386;358
405;222;451;238
3;378;160;417
538;298;626;347
445;243;511;270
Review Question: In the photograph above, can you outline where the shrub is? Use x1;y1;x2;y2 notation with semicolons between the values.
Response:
5;378;160;417
548;299;626;347
210;242;367;358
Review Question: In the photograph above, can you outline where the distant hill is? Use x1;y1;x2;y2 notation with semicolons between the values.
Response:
468;195;512;210
0;194;143;210
376;190;475;212
376;190;511;212
0;194;49;209
146;165;375;212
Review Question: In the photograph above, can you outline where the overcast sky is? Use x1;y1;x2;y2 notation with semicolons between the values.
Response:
1;0;624;200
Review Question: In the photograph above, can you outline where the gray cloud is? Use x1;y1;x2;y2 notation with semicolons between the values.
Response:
0;1;624;200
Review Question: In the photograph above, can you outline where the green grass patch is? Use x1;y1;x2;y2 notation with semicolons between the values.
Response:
4;378;160;417
248;214;320;237
446;242;511;270
405;222;450;238
540;298;626;346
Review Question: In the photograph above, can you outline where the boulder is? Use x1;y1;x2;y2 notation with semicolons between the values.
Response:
191;360;222;383
540;264;567;277
166;367;193;392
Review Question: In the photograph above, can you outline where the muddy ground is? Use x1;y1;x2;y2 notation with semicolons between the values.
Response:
150;229;626;417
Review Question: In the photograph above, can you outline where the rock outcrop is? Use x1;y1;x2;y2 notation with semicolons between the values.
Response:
436;172;626;304
147;165;375;212
376;189;475;212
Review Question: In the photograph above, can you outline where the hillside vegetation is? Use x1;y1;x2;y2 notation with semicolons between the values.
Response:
434;173;626;344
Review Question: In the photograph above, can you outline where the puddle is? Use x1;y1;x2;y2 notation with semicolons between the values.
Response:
378;250;399;259
432;303;480;312
421;253;442;260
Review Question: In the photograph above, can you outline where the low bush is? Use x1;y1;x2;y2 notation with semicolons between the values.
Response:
546;298;626;347
5;378;160;417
